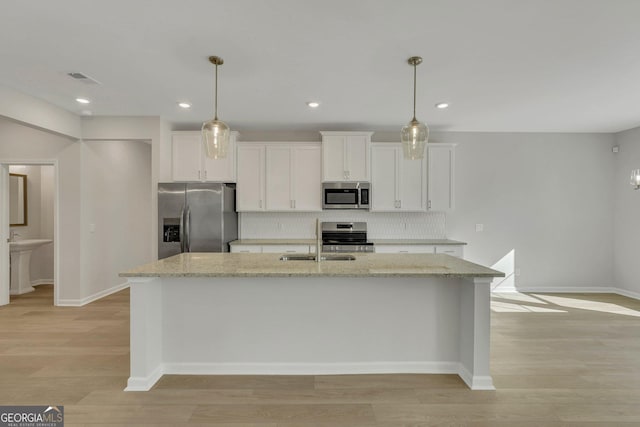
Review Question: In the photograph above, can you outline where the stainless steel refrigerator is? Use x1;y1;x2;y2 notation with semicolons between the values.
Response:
158;183;237;259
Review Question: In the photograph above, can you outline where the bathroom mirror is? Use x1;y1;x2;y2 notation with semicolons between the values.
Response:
9;173;28;226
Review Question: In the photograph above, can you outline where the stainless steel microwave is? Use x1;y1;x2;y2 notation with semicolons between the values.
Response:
322;182;370;210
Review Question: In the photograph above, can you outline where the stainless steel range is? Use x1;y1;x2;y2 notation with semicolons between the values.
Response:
321;222;375;253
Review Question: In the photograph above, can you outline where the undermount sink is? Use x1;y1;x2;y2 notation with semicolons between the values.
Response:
9;239;53;295
279;254;356;262
9;239;53;253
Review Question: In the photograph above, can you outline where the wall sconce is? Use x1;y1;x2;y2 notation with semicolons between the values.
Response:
631;169;640;190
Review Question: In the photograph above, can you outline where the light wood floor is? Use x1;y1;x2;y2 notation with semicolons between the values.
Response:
2;285;640;426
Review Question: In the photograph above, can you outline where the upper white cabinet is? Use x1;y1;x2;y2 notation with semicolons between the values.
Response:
172;131;237;182
427;144;455;212
320;131;372;182
238;142;322;212
237;144;265;211
371;143;426;212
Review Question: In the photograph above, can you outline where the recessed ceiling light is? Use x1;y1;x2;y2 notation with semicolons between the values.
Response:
178;102;192;109
307;101;320;108
76;98;90;104
435;102;449;109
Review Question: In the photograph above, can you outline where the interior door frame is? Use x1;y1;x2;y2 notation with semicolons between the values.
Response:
0;159;59;306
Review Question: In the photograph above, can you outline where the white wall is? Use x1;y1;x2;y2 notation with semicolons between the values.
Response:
81;140;152;297
613;127;640;296
434;132;616;291
0;84;81;139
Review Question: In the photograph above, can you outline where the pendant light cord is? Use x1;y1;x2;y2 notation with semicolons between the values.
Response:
412;62;417;122
214;63;219;121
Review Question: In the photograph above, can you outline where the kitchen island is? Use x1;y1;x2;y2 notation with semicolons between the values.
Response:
120;253;503;391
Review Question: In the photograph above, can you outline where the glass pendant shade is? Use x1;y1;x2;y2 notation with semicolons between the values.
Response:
401;56;428;159
401;118;429;160
202;119;230;159
631;169;640;190
202;55;230;159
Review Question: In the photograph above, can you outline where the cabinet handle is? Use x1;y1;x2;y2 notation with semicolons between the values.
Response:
399;250;409;253
259;200;262;209
293;200;296;209
204;170;207;180
427;200;432;209
286;250;296;253
198;170;201;180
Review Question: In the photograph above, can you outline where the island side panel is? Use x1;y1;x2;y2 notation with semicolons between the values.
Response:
160;276;462;374
458;277;494;390
126;277;163;391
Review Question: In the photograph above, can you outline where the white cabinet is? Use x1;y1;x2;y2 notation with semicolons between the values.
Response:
375;244;464;258
371;143;426;211
230;244;311;254
261;245;310;254
321;131;372;182
375;245;435;254
435;245;464;258
172;131;237;182
237;144;265;211
238;142;321;212
265;145;322;211
427;144;455;211
230;245;263;253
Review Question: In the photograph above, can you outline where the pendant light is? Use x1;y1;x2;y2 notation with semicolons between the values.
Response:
202;56;230;159
401;56;429;159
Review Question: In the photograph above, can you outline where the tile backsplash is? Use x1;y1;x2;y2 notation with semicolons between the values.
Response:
239;211;446;239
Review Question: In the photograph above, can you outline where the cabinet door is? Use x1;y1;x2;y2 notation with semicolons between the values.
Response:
203;134;236;182
435;245;464;258
398;154;426;211
230;245;263;253
261;245;310;254
371;145;399;211
375;245;435;254
236;145;265;211
265;146;293;211
172;133;202;181
292;146;322;211
344;135;370;181
427;145;455;211
322;135;346;181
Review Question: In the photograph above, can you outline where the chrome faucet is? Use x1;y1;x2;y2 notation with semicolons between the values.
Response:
316;218;322;263
9;230;20;242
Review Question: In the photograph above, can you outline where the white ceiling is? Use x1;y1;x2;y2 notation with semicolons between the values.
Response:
2;0;640;134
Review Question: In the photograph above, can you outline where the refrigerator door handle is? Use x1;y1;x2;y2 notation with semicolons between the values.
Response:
179;207;185;253
185;207;191;252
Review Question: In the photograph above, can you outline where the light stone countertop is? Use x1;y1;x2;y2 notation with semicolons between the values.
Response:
120;252;502;279
229;239;466;246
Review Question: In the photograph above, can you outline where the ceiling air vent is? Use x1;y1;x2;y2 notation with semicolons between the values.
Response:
67;72;101;85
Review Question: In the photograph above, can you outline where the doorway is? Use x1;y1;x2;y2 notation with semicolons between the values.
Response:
0;160;59;306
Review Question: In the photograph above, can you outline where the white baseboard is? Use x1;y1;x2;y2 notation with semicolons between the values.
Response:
613;287;640;301
126;361;484;392
162;361;461;376
498;286;640;302
30;279;54;287
57;281;130;307
457;365;495;390
125;366;164;392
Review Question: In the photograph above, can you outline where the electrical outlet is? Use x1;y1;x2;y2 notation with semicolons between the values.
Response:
475;223;484;232
515;268;521;277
